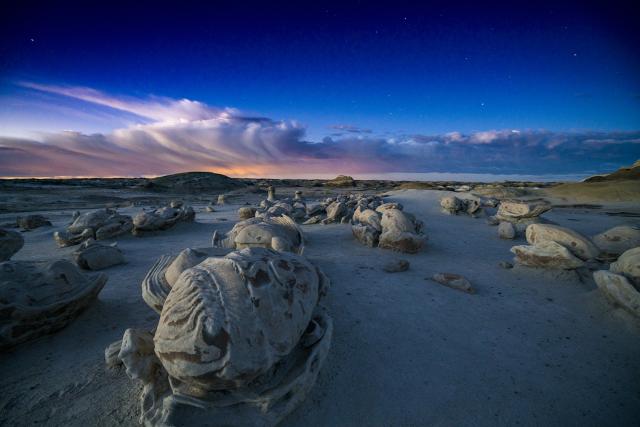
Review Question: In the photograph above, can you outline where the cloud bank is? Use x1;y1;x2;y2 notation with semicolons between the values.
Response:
1;83;639;178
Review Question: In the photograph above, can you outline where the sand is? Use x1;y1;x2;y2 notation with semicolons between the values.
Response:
1;189;639;426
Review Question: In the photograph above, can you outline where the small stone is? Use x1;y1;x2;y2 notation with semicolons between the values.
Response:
382;259;409;273
498;222;516;239
486;216;500;226
430;273;474;294
499;261;513;269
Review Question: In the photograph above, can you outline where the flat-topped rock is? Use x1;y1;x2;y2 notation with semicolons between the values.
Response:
511;241;585;270
593;270;640;318
496;200;551;221
593;226;640;260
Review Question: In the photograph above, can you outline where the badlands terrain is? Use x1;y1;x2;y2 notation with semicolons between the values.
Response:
1;164;640;426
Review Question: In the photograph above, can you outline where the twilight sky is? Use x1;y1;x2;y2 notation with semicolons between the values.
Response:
1;1;639;179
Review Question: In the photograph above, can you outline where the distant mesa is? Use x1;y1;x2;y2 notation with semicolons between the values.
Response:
583;159;640;183
145;172;245;192
547;159;640;202
325;175;356;187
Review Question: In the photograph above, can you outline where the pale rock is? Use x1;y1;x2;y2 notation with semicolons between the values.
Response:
593;270;640;317
593;226;640;260
73;239;125;270
237;207;257;220
498;221;516;239
526;223;599;260
511;241;585;269
431;273;474;294
383;259;409;273
610;247;640;286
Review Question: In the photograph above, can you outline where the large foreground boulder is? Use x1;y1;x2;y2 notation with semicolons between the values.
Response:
526;223;599;261
108;247;332;427
0;228;24;261
511;241;584;269
0;260;107;350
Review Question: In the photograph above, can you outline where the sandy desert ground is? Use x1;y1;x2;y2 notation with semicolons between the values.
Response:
1;181;640;426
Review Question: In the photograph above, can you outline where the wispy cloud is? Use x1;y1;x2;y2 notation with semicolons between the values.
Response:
1;83;639;178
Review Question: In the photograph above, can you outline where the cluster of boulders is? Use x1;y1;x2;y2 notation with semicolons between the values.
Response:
107;213;332;426
352;202;425;253
54;208;133;247
593;247;640;318
132;201;195;236
439;195;488;217
249;188;375;225
489;200;552;240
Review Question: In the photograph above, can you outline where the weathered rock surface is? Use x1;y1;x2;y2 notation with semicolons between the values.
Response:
54;208;133;247
610;247;640;286
526;223;599;260
142;247;233;313
496;200;551;221
383;259;409;273
237;206;257;220
73;239;125;270
440;196;465;214
0;259;107;350
113;247;332;427
593;226;640;260
498;222;516;239
133;204;195;235
16;214;51;230
213;215;305;254
431;273;474;294
593;270;640;318
511;241;585;269
378;209;424;253
0;228;24;261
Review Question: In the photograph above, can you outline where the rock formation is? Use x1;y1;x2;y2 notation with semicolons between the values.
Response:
511;240;584;270
54;208;133;247
109;247;332;427
610;247;640;286
16;214;51;230
593;270;640;318
237;206;256;220
439;195;483;216
525;223;599;261
493;200;551;231
498;221;516;239
351;203;424;253
430;273;474;294
73;239;125;270
593;226;640;261
0;259;107;350
0;228;24;261
213;215;304;254
132;203;195;235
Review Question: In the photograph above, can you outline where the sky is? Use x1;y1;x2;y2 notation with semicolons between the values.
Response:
0;1;639;179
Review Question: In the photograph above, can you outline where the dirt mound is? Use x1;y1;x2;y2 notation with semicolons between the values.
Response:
584;160;640;182
149;172;244;192
325;175;356;187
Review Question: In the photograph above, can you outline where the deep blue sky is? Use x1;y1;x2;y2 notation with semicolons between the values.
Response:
0;1;639;178
2;1;639;137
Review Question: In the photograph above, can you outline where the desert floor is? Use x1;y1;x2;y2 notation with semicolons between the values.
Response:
1;189;639;426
